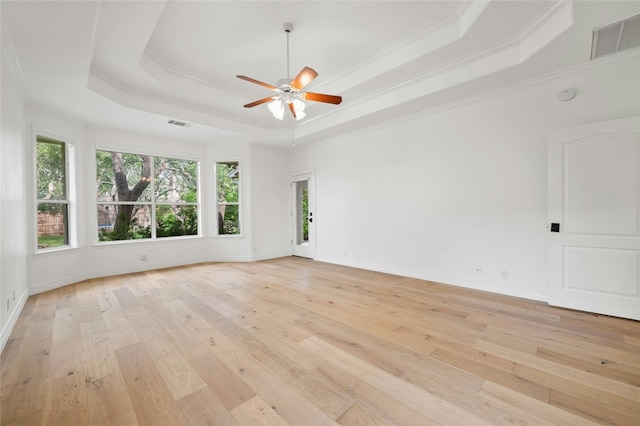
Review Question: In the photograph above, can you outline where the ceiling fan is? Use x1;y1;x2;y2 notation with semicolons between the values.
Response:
236;23;342;120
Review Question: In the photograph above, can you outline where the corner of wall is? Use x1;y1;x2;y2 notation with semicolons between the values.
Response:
0;288;28;354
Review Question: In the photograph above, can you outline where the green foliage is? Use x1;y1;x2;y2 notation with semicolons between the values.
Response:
98;206;151;241
219;205;240;235
96;150;199;241
156;205;198;237
216;162;240;234
302;188;309;241
36;138;66;200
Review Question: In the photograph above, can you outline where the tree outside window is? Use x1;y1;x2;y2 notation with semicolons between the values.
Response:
96;149;199;242
216;161;240;235
36;136;70;250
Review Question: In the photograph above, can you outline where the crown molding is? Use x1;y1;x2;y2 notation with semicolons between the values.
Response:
1;12;29;102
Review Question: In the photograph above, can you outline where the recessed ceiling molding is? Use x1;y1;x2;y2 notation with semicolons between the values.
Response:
322;2;487;94
1;13;29;102
306;2;573;133
457;0;492;35
87;70;281;140
295;41;527;141
517;0;574;61
139;50;242;100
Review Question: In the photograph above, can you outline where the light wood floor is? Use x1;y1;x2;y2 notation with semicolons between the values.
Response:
1;257;639;425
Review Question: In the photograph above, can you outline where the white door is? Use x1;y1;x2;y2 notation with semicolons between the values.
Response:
548;116;640;320
291;172;315;259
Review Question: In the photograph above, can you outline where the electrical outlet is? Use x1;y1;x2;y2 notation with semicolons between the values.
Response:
475;266;482;275
501;270;508;279
6;298;10;311
140;254;147;261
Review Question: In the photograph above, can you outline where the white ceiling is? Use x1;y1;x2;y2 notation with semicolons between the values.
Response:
2;1;639;148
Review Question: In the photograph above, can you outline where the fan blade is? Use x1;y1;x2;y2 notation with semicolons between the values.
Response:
243;96;278;108
236;75;279;91
288;102;297;118
290;67;318;90
302;92;342;105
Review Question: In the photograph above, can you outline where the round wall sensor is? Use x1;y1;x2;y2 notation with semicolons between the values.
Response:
558;88;576;101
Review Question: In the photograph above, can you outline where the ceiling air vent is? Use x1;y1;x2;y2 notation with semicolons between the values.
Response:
591;13;640;60
167;119;193;128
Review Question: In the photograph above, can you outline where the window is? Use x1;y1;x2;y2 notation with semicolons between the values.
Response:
216;161;240;235
36;135;71;250
96;149;199;242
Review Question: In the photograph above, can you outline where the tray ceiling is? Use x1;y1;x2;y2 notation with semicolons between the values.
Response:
2;1;639;147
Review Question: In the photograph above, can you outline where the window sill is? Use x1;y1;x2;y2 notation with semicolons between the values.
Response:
93;234;204;247
34;245;80;256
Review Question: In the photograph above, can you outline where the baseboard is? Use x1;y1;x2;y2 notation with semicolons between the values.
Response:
315;256;548;303
0;289;29;353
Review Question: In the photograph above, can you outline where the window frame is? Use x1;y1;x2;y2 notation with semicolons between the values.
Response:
214;159;242;237
95;147;201;244
34;131;76;253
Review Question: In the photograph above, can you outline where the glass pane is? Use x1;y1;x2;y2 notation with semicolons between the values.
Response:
295;182;309;244
218;204;240;235
36;137;66;200
216;162;239;203
155;157;198;202
97;204;151;241
156;204;198;238
37;203;68;248
96;150;152;202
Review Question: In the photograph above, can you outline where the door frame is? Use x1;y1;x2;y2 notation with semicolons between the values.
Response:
290;170;316;259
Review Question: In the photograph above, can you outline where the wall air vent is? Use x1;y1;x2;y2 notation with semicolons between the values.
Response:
591;13;640;60
167;119;193;128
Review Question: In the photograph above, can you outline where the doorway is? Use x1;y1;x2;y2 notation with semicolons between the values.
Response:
291;172;315;259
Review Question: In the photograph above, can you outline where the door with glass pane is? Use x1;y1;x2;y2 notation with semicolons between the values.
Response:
291;173;315;258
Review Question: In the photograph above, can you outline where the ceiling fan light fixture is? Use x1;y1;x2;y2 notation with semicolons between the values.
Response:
292;98;306;120
268;98;285;120
237;22;342;120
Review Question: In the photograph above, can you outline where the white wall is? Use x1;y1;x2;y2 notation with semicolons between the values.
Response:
290;53;640;301
250;144;290;260
1;28;29;351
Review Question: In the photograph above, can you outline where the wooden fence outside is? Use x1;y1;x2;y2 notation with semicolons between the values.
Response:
38;212;65;236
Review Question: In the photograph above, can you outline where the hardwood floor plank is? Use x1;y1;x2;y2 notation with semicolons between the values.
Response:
535;346;640;386
47;337;83;380
230;395;290;425
300;335;490;425
479;381;600;426
429;347;551;403
41;371;89;425
176;386;238;426
2;257;638;425
153;353;206;400
114;342;185;426
336;401;389;426
228;354;339;425
51;308;81;344
85;372;139;426
550;388;637;425
313;361;442;425
513;363;639;421
189;351;256;411
473;338;640;402
1;337;51;422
